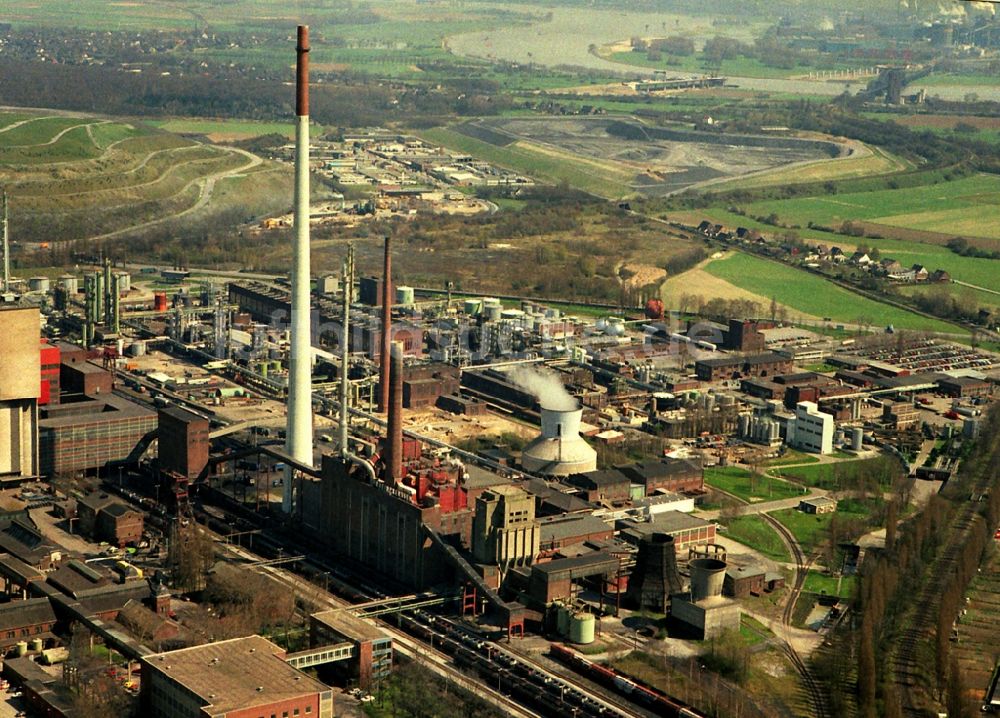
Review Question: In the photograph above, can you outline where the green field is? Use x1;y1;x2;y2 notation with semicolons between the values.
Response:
417;127;632;198
770;502;871;554
0;112;288;244
772;457;896;490
802;570;856;599
744;173;1000;242
149;119;314;141
722;515;791;562
702;253;962;333
704;466;803;504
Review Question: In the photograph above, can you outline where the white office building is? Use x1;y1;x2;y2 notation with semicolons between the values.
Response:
787;400;834;454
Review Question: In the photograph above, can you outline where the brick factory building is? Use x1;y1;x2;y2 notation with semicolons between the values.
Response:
695;353;794;382
158;406;210;480
937;376;991;399
619;458;704;496
140;635;333;718
60;361;113;398
76;492;144;546
39;341;60;406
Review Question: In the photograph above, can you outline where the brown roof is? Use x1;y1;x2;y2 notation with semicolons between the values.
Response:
143;635;327;714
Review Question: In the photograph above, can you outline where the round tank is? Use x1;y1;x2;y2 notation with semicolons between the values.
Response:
569;612;596;645
485;305;502;322
463;299;482;315
114;271;131;293
482;297;501;308
738;414;750;437
557;604;571;636
16;641;28;657
60;274;79;295
605;317;625;336
129;340;147;357
29;638;43;652
153;291;168;312
28;276;50;292
689;558;727;601
396;285;414;306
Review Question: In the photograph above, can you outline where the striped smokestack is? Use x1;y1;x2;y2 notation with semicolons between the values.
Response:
378;235;392;413
284;24;313;514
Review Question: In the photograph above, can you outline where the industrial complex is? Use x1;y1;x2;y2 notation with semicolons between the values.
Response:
0;20;996;718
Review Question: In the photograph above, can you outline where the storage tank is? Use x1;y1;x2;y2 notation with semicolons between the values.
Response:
60;274;79;295
738;414;750;437
605;317;626;336
485;304;503;322
114;270;131;293
556;603;571;636
15;641;27;657
569;612;596;645
396;285;415;307
128;340;147;357
463;299;482;315
29;638;43;652
852;427;864;451
28;276;50;292
689;558;727;601
520;405;598;476
154;291;168;312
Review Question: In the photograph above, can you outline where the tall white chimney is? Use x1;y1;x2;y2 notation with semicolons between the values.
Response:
285;25;313;514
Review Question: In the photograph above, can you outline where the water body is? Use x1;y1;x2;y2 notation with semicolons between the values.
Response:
448;6;1000;102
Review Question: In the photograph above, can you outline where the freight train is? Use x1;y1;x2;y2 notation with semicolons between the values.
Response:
550;643;703;718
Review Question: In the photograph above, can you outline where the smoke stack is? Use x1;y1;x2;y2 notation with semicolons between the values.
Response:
284;24;313;514
379;236;392;413
1;190;9;293
386;341;404;482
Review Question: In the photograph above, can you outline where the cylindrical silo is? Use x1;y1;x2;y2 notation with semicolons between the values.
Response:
569;612;596;645
689;558;727;601
28;276;50;292
29;637;43;652
396;285;414;307
557;603;571;637
60;274;79;295
16;641;28;657
852;427;864;451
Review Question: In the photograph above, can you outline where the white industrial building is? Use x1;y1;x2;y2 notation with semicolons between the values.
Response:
787;400;835;454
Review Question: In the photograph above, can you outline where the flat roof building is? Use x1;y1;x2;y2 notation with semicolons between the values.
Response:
140;635;333;718
788;401;834;455
0;306;41;481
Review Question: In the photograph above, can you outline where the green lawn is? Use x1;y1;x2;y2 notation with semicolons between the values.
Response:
703;253;961;333
802;570;856;599
763;450;821;467
772;457;895;490
704;466;803;504
770;501;873;554
722;515;791;562
744;173;1000;242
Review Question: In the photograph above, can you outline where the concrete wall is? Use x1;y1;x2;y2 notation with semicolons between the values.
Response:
0;308;40;401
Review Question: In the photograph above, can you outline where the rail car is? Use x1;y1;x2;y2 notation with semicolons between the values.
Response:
550;644;703;718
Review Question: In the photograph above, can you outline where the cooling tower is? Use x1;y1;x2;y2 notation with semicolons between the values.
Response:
520;406;597;476
625;533;686;613
690;558;727;601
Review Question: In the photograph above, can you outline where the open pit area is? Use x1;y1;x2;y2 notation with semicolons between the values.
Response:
449;116;847;196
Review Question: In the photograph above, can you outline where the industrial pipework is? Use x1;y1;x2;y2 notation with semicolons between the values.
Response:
285;25;314;514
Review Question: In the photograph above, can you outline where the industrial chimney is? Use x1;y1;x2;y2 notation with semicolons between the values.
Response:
385;341;404;482
625;533;685;613
378;236;392;413
284;25;314;514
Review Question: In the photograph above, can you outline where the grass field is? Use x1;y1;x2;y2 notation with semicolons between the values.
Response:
0;111;287;244
722;515;791;562
744;173;1000;242
770;502;871;554
148;119;317;142
772;457;893;490
704;467;803;504
763;451;821;467
417;127;632;198
802;570;856;599
702;253;962;333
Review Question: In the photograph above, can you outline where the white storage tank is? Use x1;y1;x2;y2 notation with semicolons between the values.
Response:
28;276;50;292
396;285;415;306
60;274;79;295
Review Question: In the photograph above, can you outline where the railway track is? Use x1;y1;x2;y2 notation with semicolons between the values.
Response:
760;513;831;718
207;512;647;718
890;436;998;717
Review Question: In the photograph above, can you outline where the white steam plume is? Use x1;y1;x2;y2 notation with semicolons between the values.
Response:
509;366;578;412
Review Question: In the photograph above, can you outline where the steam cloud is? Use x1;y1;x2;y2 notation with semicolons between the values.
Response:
509;366;578;412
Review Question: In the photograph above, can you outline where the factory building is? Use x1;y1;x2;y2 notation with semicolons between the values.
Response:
38;394;157;476
0;306;41;482
158;406;210;480
472;485;540;574
619;458;704;496
694;353;794;382
140;635;333;718
76;492;144;546
60;360;113;398
310;610;392;692
787;401;835;455
563;468;631;505
619;511;716;553
38;341;60;406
